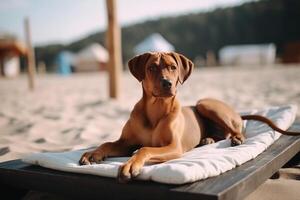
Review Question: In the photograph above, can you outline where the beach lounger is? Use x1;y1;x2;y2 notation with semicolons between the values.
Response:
0;121;299;200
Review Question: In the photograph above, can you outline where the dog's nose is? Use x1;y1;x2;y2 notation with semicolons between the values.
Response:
161;78;172;89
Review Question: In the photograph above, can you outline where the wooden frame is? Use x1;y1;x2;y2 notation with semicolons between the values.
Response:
0;122;299;200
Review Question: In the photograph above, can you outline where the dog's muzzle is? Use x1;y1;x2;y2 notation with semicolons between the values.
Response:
160;78;172;90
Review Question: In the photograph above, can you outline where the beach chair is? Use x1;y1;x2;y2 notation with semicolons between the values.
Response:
0;121;299;200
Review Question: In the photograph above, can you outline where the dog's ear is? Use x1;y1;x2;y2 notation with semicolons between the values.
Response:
128;53;152;82
169;52;194;84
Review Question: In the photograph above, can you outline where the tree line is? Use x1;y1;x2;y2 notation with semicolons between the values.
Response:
35;0;300;71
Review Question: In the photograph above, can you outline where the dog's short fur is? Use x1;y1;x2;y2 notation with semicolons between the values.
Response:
79;52;300;183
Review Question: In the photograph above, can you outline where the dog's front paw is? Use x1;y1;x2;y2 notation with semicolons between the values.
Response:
117;156;144;183
79;150;105;165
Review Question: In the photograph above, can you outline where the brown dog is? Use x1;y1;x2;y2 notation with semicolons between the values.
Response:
79;52;300;183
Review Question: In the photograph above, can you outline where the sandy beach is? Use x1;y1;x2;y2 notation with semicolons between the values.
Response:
1;65;300;162
1;65;300;199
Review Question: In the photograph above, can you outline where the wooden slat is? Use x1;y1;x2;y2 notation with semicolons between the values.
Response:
173;134;300;200
0;123;299;200
0;160;177;200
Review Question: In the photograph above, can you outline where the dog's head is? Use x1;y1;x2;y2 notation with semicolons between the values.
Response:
128;52;194;98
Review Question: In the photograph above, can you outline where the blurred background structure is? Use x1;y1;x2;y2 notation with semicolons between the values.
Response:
219;44;276;66
72;43;108;72
0;34;27;77
133;33;175;55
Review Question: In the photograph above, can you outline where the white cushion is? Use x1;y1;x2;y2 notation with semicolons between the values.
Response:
23;105;297;184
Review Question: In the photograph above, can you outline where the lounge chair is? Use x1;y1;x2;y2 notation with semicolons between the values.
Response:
0;121;299;200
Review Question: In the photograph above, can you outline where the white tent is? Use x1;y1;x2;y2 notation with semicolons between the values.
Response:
219;44;276;66
72;43;108;72
3;56;20;77
134;33;175;54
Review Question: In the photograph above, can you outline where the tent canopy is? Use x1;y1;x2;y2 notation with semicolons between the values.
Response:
134;33;174;54
219;44;276;66
73;43;108;65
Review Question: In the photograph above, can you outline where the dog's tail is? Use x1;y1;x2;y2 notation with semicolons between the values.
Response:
241;115;300;136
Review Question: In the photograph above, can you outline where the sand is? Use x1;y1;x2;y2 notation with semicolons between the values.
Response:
1;64;300;199
245;171;300;200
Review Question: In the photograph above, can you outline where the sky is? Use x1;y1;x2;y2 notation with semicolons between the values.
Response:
0;0;254;46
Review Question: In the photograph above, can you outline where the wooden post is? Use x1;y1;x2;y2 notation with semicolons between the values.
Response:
24;17;36;90
106;0;122;99
0;59;4;77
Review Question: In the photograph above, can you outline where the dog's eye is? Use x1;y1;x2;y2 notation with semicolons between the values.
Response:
148;65;157;72
170;65;176;71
